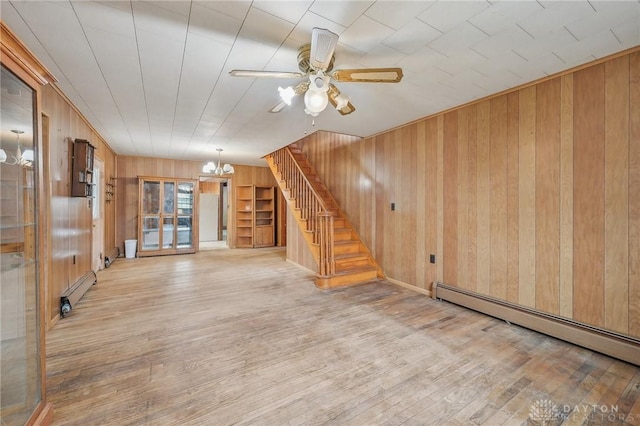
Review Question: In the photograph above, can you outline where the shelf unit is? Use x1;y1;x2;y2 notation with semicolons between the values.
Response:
234;185;274;248
71;138;95;197
105;177;115;202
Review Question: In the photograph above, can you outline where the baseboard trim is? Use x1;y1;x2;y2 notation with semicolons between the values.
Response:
432;282;640;366
386;277;432;298
285;258;317;276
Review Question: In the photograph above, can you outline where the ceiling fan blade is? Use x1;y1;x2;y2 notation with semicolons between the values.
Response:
328;84;355;116
229;70;304;79
331;68;403;83
269;100;287;113
310;28;338;71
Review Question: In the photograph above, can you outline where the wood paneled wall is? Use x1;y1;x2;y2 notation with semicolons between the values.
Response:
41;84;117;326
290;49;640;339
116;156;276;249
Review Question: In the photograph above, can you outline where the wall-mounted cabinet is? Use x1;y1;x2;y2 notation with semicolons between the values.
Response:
234;185;274;248
71;139;95;197
137;177;198;256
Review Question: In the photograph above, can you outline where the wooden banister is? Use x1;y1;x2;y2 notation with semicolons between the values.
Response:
268;147;335;275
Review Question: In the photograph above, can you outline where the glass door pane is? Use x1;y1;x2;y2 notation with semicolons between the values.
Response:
141;217;160;250
0;64;41;425
142;181;160;214
177;182;193;214
162;217;174;249
177;216;192;248
163;182;175;214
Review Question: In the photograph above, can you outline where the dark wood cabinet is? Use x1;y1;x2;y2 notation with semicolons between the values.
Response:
71;139;95;197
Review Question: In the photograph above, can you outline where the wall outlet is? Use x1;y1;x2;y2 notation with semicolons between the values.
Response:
430;254;436;264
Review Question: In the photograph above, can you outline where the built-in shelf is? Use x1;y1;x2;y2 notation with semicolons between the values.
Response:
234;185;275;248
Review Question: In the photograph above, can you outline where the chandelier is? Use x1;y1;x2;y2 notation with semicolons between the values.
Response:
0;130;34;168
203;148;234;175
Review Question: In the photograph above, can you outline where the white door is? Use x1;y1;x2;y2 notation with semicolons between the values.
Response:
199;193;219;242
92;157;104;271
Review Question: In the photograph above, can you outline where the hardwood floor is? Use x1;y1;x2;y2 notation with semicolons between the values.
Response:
46;248;640;425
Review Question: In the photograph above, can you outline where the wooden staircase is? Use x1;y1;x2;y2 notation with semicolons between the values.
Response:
265;143;383;289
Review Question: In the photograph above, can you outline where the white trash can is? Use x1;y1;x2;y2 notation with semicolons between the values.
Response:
124;239;137;259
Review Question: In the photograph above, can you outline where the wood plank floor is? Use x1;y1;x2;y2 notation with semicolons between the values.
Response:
46;248;640;425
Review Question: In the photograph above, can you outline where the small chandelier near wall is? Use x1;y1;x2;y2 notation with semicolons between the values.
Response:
0;130;34;168
203;148;234;176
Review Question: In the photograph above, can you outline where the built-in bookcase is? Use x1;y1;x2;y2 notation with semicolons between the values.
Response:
235;185;274;248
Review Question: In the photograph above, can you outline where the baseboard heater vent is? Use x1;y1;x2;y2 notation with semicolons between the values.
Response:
60;271;97;318
432;282;640;366
104;246;120;268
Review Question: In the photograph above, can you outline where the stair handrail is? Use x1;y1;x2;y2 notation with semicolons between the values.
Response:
268;146;335;276
282;147;332;213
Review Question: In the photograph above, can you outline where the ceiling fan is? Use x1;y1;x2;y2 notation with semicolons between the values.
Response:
229;27;403;117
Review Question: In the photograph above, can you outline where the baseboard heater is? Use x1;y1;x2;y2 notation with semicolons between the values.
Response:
104;246;120;268
60;270;97;318
432;282;640;367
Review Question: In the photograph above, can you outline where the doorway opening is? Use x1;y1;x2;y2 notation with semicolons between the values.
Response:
199;176;229;250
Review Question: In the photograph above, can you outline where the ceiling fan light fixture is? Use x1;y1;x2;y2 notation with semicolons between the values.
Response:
334;93;349;110
304;90;329;116
278;86;295;105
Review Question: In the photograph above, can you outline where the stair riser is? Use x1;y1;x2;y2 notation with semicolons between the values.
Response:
334;243;360;255
315;269;378;289
335;258;370;271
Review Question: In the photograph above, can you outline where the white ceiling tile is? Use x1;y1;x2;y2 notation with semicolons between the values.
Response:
141;1;191;17
194;0;251;21
94;1;132;14
357;44;406;68
397;46;447;73
434;50;488;77
554;28;623;66
365;1;435;30
470;25;533;59
309;0;374;27
517;1;595;39
513;28;577;61
536;53;570;76
428;22;489;57
610;17;640;47
565;1;640;41
189;2;242;46
339;15;395;52
238;6;295;47
382;18;442;55
131;1;189;42
418;1;490;33
469;1;544;36
71;1;134;37
252;0;313;25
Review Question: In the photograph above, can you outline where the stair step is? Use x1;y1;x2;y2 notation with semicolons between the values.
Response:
333;227;353;241
316;265;378;289
334;240;360;254
335;253;370;271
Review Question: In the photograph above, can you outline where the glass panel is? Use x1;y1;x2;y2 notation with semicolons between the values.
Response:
0;65;41;424
177;182;193;214
142;181;160;214
162;217;174;249
141;216;160;250
163;182;174;214
177;216;192;248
